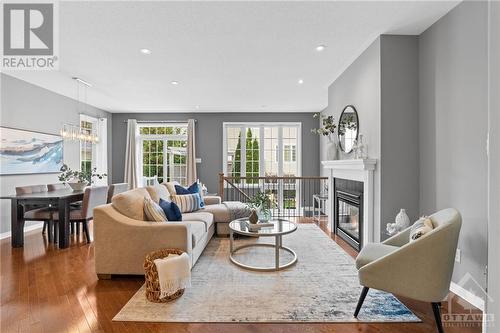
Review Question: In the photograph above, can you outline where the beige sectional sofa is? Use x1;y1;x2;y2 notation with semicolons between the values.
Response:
94;184;232;277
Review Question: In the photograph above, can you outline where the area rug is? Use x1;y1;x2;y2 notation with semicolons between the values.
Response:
114;224;420;323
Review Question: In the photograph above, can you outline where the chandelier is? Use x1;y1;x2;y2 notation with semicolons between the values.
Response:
60;123;99;144
60;77;100;144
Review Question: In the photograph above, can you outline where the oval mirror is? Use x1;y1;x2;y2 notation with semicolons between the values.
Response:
338;105;359;153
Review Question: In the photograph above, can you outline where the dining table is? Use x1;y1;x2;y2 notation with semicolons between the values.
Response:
1;189;85;249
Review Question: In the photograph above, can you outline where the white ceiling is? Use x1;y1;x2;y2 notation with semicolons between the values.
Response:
4;1;460;113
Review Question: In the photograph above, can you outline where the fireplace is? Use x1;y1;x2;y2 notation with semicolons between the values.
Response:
335;178;363;251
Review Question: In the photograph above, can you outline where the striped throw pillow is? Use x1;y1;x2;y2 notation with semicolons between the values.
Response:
171;193;203;213
144;197;167;222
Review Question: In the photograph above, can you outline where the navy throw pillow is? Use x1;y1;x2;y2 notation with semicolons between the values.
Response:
159;198;182;221
175;182;199;195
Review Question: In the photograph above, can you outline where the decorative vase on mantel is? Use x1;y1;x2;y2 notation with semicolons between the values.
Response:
326;136;339;160
395;209;411;230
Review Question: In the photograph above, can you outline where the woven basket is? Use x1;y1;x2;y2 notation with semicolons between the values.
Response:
144;248;186;303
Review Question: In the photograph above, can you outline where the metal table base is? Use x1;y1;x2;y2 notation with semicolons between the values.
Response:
229;232;298;272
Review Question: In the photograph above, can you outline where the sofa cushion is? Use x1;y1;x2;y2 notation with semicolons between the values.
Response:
172;193;204;213
355;243;399;270
144;197;167;222
202;204;231;223
145;184;171;203
159;198;182;221
112;188;151;221
164;181;180;196
183;211;214;231
184;221;206;248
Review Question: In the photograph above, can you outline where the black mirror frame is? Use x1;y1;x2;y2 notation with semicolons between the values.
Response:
338;105;359;154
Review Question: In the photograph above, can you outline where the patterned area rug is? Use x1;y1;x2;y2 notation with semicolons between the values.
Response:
114;224;420;323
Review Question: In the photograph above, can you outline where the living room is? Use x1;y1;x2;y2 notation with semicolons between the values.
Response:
0;1;499;333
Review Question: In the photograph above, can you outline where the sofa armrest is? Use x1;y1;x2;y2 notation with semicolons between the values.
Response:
204;195;221;205
93;204;193;275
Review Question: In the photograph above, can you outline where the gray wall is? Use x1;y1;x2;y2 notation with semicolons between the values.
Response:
380;35;420;236
321;35;419;240
419;0;488;291
0;74;112;234
111;113;320;193
320;36;382;235
487;0;500;325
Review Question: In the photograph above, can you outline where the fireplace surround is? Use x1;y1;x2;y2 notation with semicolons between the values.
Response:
321;159;378;249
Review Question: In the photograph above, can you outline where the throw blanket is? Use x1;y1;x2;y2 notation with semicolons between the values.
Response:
223;201;253;220
154;253;191;299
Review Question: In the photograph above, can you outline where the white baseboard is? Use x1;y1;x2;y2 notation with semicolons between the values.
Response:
450;281;485;312
0;222;44;240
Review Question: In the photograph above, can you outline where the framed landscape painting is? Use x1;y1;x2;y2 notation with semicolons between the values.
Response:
0;127;64;175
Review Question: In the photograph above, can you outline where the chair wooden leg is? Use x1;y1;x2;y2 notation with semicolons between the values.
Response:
42;221;47;234
70;222;74;235
83;221;91;243
354;287;369;318
76;222;80;235
432;302;445;333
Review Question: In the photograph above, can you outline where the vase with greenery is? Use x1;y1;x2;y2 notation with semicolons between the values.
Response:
247;191;275;222
311;113;339;160
58;164;107;191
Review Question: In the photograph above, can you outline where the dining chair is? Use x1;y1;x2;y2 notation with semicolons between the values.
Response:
16;185;53;237
107;183;129;203
47;183;81;234
24;186;108;244
354;208;462;333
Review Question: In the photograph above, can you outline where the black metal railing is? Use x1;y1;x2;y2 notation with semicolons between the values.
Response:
219;173;328;219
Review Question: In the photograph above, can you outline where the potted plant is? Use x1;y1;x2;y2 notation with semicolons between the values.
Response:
58;164;107;191
311;113;338;160
247;191;275;222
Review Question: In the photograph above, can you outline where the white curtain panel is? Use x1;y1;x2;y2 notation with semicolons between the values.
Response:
187;119;197;185
124;119;139;189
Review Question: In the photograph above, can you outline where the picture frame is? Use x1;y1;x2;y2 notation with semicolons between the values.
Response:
0;126;64;175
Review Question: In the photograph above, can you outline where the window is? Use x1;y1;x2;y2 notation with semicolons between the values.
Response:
139;124;188;185
223;123;301;179
80;120;93;174
79;115;100;175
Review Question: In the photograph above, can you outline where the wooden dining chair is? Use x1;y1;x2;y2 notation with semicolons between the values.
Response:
16;185;53;237
107;183;129;203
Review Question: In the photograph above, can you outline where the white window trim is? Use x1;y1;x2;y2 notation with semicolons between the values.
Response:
222;122;302;178
137;123;188;185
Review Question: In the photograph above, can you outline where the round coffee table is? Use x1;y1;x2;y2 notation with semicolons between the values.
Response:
229;218;298;272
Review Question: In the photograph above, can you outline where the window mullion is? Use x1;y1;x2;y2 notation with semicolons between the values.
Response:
240;126;246;180
259;126;264;177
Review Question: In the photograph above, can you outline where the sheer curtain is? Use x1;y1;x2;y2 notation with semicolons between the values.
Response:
187;119;197;184
124;119;139;188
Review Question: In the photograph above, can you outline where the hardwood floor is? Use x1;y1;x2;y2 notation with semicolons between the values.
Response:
0;220;483;333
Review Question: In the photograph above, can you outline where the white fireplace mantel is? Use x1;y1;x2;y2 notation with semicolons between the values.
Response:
321;159;378;247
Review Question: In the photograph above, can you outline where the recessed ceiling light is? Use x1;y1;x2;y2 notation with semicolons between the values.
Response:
298;79;304;85
140;48;152;55
316;45;326;52
171;81;179;85
195;105;200;109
